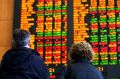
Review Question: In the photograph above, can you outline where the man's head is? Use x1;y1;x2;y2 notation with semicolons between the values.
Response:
68;41;95;61
13;29;30;47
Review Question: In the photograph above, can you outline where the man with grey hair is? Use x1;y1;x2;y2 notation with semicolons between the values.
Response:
0;29;49;79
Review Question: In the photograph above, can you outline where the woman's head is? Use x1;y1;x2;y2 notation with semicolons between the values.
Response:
68;41;95;61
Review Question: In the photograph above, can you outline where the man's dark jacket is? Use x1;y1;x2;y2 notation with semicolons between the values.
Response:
0;47;49;79
65;59;104;79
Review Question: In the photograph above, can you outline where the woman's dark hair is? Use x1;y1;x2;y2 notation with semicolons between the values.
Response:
13;29;30;47
68;42;95;61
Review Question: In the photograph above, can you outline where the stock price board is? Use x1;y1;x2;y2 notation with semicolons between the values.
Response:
14;0;120;79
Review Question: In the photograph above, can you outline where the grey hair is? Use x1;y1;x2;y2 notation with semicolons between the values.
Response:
13;29;30;47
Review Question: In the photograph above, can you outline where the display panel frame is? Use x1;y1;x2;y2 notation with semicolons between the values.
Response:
13;0;120;79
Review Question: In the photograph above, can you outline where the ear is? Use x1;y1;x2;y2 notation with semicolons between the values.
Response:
28;39;30;46
12;40;15;48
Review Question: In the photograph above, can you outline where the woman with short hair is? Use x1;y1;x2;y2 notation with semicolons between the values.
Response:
65;41;104;79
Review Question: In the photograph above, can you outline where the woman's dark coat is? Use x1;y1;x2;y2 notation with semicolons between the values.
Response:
55;59;104;79
65;59;104;79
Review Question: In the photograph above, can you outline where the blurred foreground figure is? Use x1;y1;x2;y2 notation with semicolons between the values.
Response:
0;29;49;79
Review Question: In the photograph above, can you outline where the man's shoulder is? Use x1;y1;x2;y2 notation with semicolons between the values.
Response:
31;53;44;65
2;49;14;58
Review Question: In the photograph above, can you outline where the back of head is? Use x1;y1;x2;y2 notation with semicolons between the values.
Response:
13;29;30;48
68;41;95;62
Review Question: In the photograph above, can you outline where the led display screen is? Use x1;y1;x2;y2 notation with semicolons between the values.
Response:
14;0;120;79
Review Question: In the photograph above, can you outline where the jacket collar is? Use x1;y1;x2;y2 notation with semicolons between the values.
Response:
73;58;91;64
